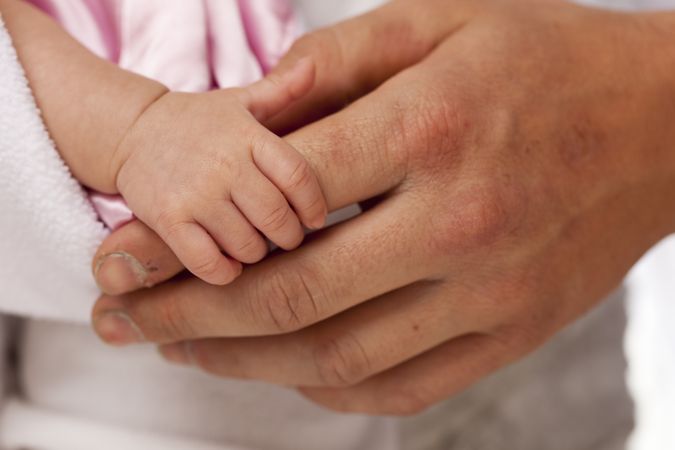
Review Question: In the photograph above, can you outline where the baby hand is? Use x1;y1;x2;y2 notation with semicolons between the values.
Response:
112;59;326;285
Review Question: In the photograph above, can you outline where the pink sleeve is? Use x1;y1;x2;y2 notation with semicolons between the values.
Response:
235;0;301;74
206;0;301;88
89;192;135;230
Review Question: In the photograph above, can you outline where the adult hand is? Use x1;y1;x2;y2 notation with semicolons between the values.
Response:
91;0;675;414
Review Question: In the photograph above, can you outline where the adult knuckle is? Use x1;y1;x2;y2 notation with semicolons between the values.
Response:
312;333;372;387
461;190;510;246
378;82;466;181
432;182;521;255
415;98;458;148
252;266;323;333
400;82;466;163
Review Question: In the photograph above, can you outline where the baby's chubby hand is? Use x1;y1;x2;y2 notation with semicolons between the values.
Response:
109;59;327;285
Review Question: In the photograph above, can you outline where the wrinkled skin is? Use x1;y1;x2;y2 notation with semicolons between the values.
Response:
92;0;675;415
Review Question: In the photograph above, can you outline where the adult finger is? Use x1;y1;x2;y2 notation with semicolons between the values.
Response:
93;220;183;296
300;332;518;415
92;193;439;344
158;280;496;387
241;57;315;123
267;0;478;132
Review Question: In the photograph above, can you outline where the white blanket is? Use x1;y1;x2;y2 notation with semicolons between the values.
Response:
0;14;106;324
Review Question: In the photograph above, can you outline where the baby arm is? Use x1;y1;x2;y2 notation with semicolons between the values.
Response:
0;0;168;192
113;59;327;285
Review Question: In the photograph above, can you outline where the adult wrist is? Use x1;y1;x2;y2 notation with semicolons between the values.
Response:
632;11;675;232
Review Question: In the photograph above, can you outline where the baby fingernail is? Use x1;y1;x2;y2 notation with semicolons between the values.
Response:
310;215;326;230
94;310;145;346
94;252;148;295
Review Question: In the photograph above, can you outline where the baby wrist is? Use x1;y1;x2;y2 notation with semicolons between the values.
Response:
106;79;170;193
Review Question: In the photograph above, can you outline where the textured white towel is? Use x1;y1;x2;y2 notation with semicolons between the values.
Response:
0;15;107;324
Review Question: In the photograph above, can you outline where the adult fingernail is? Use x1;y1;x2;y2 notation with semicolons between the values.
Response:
94;252;148;295
159;342;192;366
93;310;145;346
